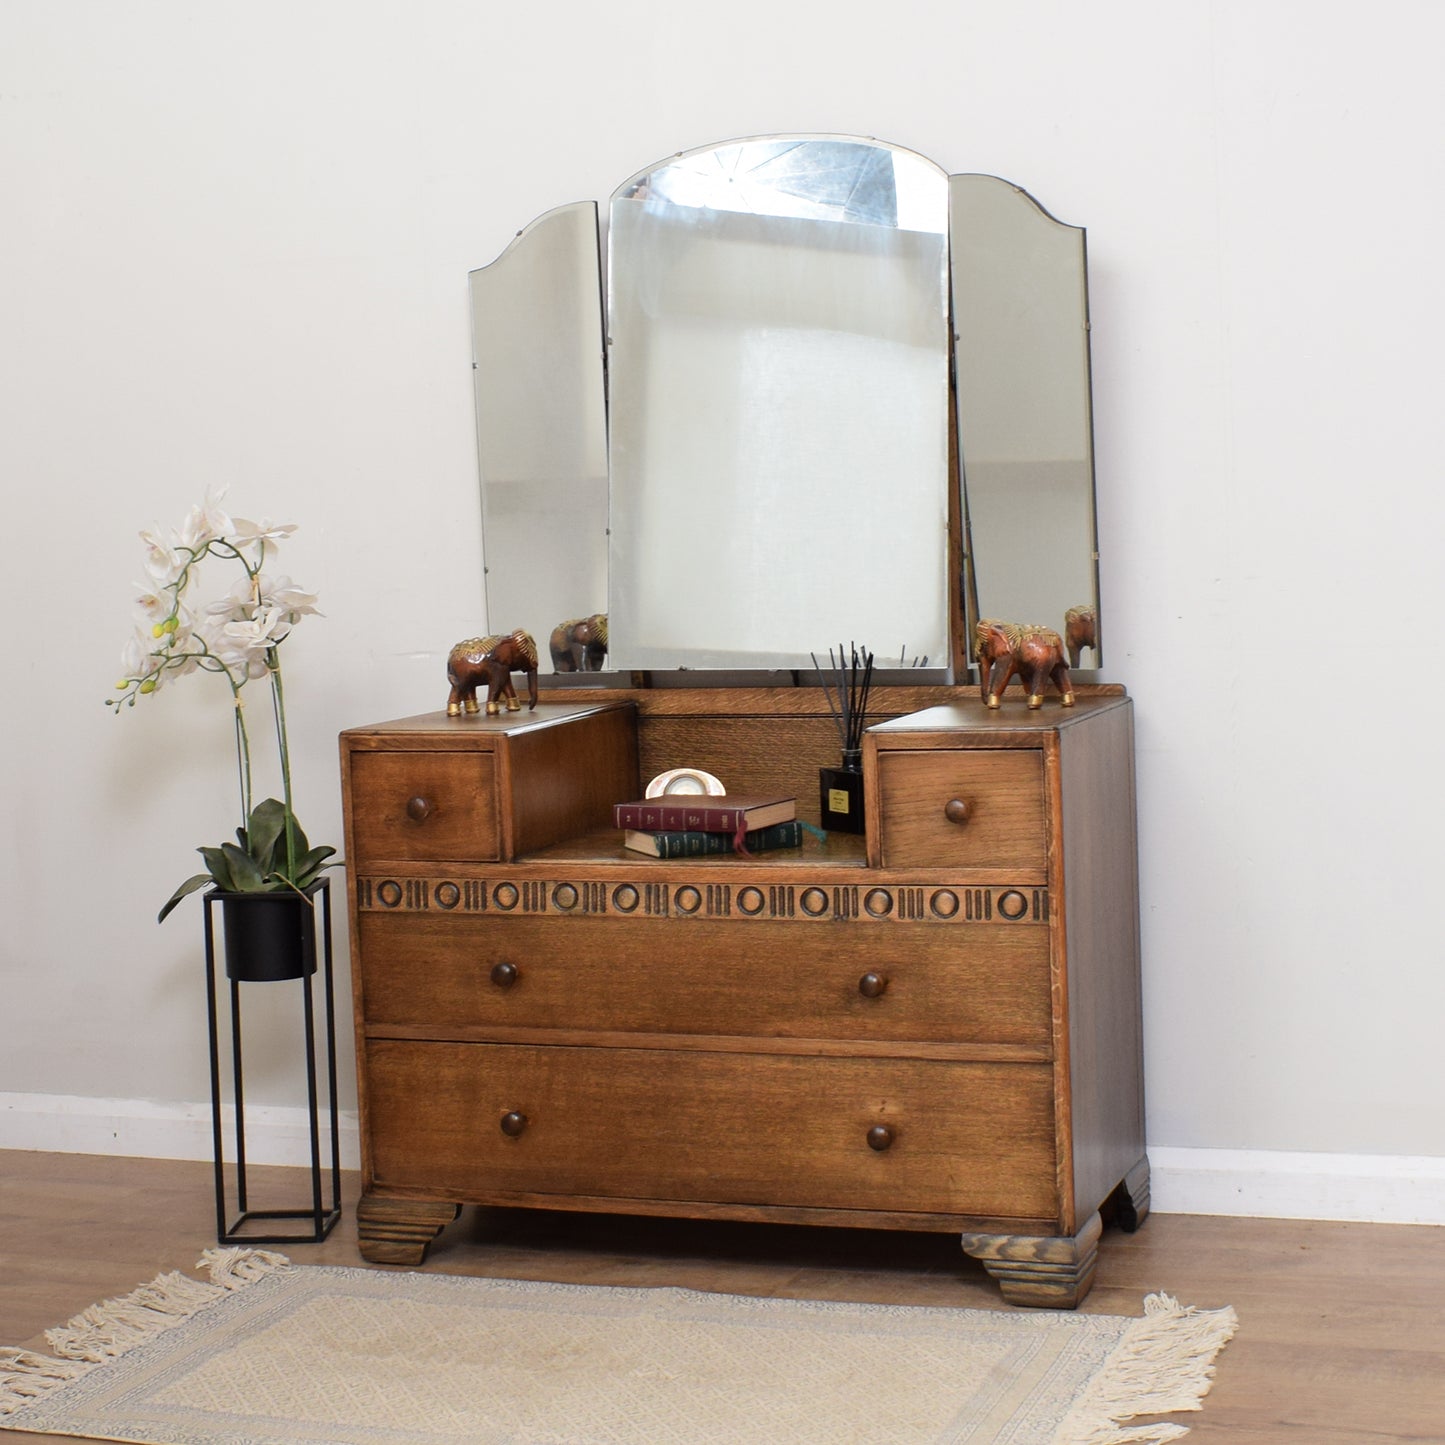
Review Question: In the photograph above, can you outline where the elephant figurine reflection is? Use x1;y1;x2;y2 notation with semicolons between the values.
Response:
446;630;539;717
1064;605;1097;668
975;619;1075;710
549;613;609;673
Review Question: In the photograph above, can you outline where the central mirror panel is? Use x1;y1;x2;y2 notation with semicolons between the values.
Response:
606;137;951;672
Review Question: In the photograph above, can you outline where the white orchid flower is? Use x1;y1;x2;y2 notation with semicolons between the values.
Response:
133;584;173;627
258;574;320;621
178;488;234;551
119;631;157;681
230;516;298;565
221;605;293;657
205;572;263;624
139;526;184;586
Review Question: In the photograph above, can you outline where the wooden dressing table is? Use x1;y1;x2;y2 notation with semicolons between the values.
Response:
339;682;1146;1307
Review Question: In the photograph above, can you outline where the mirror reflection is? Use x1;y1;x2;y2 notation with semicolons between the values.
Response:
469;202;608;660
950;176;1099;664
608;138;950;671
467;138;1102;681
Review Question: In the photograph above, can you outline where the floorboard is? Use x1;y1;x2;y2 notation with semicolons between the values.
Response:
2;1150;1444;1441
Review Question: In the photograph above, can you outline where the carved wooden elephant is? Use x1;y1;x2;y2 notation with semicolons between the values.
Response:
1064;605;1097;669
549;613;608;673
446;630;539;717
977;620;1075;710
973;619;1018;705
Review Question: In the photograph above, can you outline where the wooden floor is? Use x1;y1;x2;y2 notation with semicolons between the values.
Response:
2;1150;1443;1442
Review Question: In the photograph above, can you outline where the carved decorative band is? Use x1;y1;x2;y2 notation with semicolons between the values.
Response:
358;875;1049;924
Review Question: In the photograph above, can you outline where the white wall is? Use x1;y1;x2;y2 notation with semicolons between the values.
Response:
4;2;1443;1207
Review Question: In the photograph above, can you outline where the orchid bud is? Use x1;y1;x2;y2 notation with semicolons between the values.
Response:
139;679;157;694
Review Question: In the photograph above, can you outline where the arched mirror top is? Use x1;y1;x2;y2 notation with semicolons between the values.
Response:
612;135;948;232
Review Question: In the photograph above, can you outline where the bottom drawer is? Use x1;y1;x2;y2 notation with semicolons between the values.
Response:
365;1040;1059;1220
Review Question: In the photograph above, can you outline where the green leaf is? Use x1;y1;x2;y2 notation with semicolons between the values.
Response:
157;873;213;924
220;842;268;891
246;798;289;868
286;814;311;858
292;845;338;888
198;846;236;892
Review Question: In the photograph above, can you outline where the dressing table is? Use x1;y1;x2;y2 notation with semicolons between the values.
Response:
339;138;1146;1307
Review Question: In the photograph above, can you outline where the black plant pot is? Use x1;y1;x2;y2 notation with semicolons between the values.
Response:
217;886;319;982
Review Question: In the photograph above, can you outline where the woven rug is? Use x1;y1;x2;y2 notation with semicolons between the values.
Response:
1;1249;1235;1445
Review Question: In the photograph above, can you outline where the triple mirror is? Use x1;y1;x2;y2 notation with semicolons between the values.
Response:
469;135;1100;681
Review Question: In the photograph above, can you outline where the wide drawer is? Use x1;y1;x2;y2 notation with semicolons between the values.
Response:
357;914;1052;1046
365;1039;1059;1218
876;749;1046;871
349;751;498;863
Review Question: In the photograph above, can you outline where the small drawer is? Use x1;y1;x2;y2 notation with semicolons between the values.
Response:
365;1040;1059;1219
357;915;1052;1047
876;750;1046;872
349;752;498;864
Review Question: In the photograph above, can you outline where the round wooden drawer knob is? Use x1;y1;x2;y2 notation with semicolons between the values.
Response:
866;1125;895;1152
858;972;889;998
943;798;971;826
490;962;519;989
405;796;433;823
499;1111;528;1138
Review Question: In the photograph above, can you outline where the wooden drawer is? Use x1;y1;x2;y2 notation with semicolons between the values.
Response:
357;914;1052;1046
876;749;1046;872
349;752;498;864
365;1039;1059;1218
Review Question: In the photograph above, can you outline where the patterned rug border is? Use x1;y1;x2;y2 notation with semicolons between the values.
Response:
1;1249;1237;1445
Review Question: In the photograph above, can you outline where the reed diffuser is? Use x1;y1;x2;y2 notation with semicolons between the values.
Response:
813;642;874;833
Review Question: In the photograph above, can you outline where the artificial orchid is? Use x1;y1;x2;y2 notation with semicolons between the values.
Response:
106;489;339;921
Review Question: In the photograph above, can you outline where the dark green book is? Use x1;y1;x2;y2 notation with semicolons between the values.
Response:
623;819;804;858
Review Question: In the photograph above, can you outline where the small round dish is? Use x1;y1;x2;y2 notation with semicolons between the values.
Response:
645;767;726;798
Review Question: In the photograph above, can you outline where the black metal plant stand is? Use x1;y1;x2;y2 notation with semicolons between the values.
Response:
202;877;341;1243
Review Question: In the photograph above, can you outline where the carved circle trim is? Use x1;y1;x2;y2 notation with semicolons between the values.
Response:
998;889;1029;920
738;887;766;916
434;881;461;910
800;887;830;917
552;883;580;911
929;889;959;919
493;883;519;911
377;880;403;909
675;886;702;915
864;888;893;918
612;884;640;913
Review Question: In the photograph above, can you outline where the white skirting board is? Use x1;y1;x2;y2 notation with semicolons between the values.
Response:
1145;1146;1445;1226
2;1094;1443;1224
0;1092;362;1172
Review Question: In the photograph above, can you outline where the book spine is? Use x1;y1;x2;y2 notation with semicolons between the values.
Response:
647;820;803;858
613;801;740;831
648;831;734;858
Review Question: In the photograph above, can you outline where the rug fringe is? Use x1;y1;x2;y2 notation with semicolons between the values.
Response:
0;1349;93;1416
43;1269;227;1364
199;1246;291;1289
1;1251;289;1416
1053;1293;1239;1445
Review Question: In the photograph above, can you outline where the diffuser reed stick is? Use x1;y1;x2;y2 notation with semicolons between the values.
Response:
812;642;875;771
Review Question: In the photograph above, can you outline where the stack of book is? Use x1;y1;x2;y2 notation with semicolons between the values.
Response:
613;793;800;858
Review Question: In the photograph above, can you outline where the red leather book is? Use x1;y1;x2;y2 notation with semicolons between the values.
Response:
612;794;796;838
